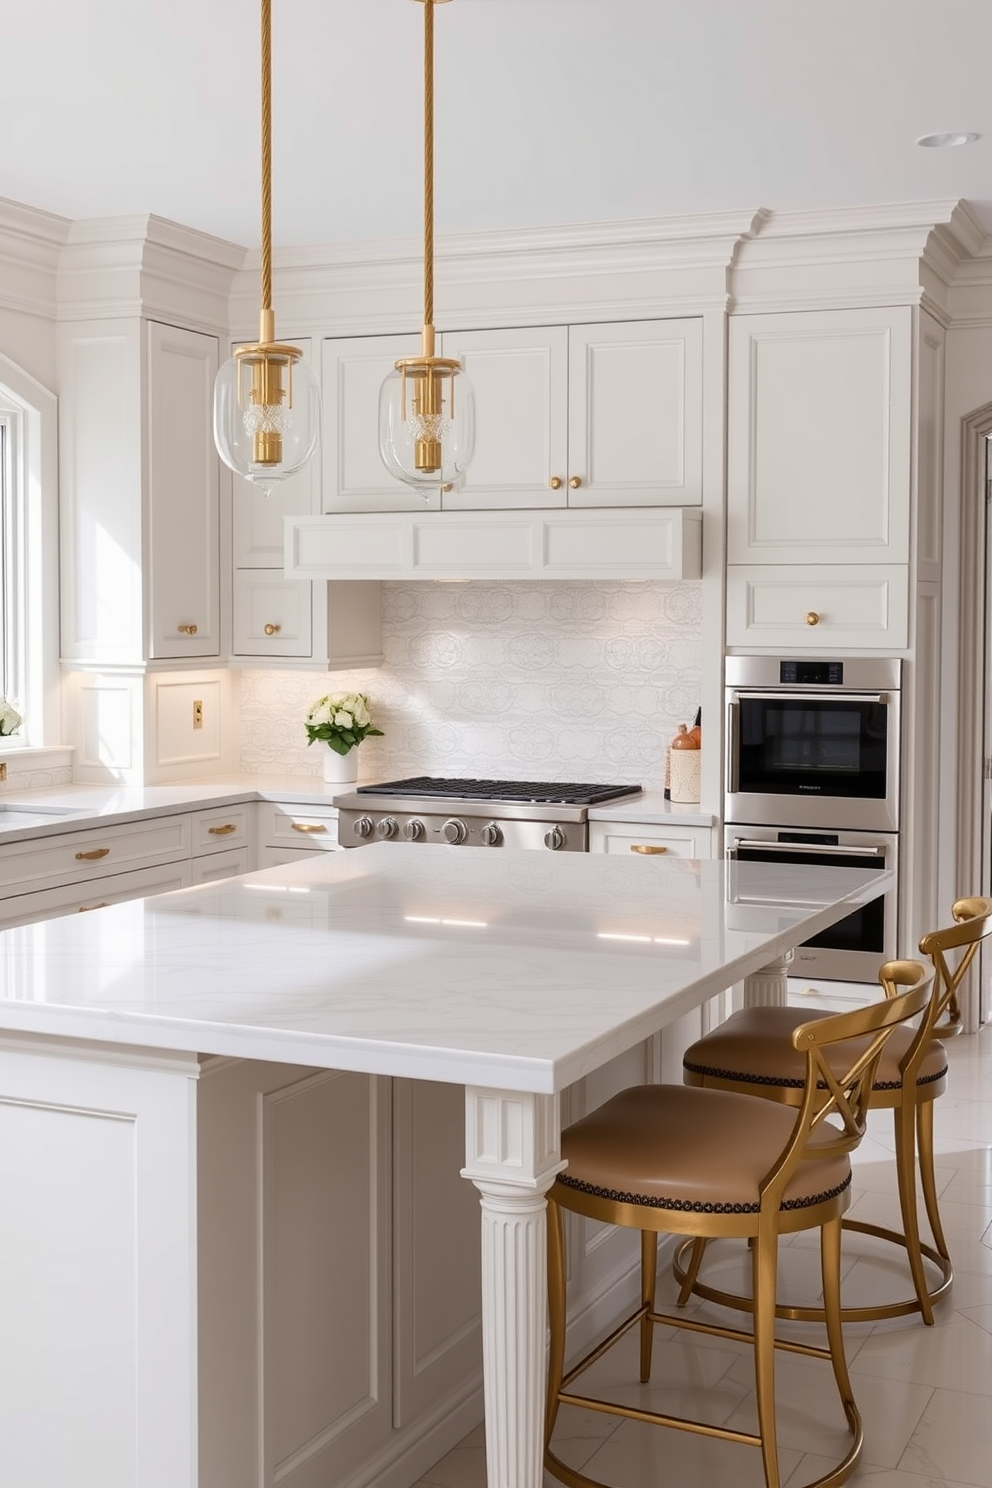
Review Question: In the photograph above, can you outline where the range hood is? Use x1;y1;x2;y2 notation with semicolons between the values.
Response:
285;508;702;583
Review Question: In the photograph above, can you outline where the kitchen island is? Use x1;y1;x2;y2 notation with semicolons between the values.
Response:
0;845;891;1488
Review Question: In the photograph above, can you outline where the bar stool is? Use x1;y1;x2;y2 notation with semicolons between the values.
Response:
544;961;932;1488
676;896;992;1326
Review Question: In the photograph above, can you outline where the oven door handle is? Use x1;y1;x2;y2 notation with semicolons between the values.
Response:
730;691;891;705
726;698;741;793
729;839;885;857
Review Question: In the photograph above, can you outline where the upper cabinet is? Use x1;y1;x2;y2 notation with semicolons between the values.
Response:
322;319;703;514
59;318;220;666
727;307;912;567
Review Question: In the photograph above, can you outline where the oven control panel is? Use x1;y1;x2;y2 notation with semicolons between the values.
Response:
779;659;844;685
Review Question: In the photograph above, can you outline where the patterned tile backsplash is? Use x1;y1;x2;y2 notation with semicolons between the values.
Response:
240;580;703;789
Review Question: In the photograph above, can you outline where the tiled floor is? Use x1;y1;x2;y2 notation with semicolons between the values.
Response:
413;1022;992;1488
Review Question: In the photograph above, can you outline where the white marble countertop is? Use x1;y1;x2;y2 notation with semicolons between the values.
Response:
0;776;716;843
0;845;889;1092
0;773;354;843
586;789;715;826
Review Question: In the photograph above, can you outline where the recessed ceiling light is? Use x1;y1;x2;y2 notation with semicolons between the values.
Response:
917;131;981;149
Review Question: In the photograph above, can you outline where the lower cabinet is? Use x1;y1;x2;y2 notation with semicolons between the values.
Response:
197;1059;483;1488
588;820;714;858
0;859;194;926
256;800;341;866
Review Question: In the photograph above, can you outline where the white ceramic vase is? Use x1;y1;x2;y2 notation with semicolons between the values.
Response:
322;746;358;785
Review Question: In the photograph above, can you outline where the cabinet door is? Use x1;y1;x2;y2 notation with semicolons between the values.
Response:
440;326;569;509
188;846;250;884
567;319;703;507
232;572;314;658
197;1063;392;1488
727;307;911;565
232;339;319;566
322;334;439;513
147;322;221;658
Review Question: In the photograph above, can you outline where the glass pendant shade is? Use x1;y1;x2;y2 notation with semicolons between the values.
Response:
379;358;475;494
214;346;319;495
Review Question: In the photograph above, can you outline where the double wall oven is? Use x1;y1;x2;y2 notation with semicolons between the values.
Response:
725;657;902;982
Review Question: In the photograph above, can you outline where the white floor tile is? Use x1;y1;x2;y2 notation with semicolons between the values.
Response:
898;1386;992;1484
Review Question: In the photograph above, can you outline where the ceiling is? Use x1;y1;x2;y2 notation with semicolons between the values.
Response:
3;0;992;251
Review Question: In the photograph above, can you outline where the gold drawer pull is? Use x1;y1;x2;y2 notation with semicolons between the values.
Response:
75;847;110;861
291;822;327;834
78;902;108;912
805;611;820;627
263;623;281;636
178;623;199;635
208;823;238;836
630;844;668;854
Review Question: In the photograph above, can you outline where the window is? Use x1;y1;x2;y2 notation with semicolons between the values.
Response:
0;356;60;749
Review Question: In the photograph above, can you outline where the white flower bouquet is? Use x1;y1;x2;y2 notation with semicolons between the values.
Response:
0;698;23;737
304;692;383;757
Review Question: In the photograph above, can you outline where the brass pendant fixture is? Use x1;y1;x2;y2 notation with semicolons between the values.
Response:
379;0;475;496
213;0;319;495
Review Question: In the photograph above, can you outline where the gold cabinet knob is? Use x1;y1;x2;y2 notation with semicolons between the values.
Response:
630;844;668;854
549;476;563;490
442;483;454;493
805;611;820;627
178;623;198;636
263;623;281;636
569;476;582;489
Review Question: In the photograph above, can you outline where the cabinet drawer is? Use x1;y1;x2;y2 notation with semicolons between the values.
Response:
588;823;712;858
191;804;252;856
0;814;192;896
189;846;251;884
0;860;194;928
258;803;340;852
726;565;909;650
255;844;325;869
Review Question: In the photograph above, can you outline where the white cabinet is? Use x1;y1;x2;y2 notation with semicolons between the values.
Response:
322;320;703;514
727;307;912;567
0;859;194;927
726;306;915;651
588;820;713;858
197;1061;481;1488
59;319;220;665
231;574;384;669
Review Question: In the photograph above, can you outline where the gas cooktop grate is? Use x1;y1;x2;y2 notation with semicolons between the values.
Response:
355;777;642;806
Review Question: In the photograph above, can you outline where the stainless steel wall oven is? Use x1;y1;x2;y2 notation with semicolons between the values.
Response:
725;657;902;981
726;657;901;833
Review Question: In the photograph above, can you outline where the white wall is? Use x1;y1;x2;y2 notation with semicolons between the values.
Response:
239;579;702;787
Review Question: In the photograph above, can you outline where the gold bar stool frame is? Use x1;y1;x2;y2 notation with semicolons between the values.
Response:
544;962;932;1488
676;897;992;1327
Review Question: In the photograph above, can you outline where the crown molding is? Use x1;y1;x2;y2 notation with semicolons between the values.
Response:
57;213;246;332
0;196;71;320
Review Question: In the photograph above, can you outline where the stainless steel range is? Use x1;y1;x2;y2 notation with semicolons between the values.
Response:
334;777;643;852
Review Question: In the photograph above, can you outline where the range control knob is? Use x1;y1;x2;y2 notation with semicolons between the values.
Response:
375;816;398;840
480;822;503;847
353;815;375;840
441;817;468;845
403;818;425;842
544;826;566;852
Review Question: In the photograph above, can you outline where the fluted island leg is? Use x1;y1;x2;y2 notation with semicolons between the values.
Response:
743;949;794;1007
463;1086;565;1488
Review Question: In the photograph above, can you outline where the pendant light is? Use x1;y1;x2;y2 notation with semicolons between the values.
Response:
379;0;475;496
213;0;319;495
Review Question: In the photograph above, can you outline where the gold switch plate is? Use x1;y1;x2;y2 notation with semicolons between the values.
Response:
193;700;203;730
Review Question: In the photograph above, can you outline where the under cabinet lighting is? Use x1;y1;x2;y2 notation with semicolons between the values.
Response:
405;915;488;928
598;932;691;947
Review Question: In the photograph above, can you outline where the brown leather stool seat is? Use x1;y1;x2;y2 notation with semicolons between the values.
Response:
544;962;932;1488
678;896;992;1326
